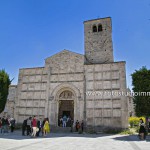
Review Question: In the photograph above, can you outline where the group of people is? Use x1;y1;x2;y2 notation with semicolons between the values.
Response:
75;120;84;132
0;116;16;134
22;116;50;137
59;116;84;132
59;116;73;127
3;115;150;139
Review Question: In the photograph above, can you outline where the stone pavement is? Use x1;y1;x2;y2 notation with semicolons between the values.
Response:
0;131;150;150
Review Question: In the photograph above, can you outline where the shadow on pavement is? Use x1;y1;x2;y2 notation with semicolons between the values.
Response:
113;135;150;142
2;130;150;142
0;131;113;140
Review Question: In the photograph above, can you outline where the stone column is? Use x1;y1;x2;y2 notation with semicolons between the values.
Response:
45;66;51;118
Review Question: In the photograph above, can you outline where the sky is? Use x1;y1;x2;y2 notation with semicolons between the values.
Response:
0;0;150;89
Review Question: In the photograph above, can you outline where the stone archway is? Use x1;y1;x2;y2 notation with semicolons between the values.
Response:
50;83;81;127
58;90;74;126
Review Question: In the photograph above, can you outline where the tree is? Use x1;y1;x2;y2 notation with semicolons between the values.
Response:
131;66;150;117
0;69;11;113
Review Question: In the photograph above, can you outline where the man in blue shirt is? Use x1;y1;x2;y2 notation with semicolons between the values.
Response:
62;115;67;128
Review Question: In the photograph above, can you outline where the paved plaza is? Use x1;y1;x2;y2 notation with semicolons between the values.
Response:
0;131;150;150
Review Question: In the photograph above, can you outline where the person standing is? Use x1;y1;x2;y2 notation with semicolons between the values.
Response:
62;115;67;128
22;119;27;136
27;117;32;136
2;117;6;133
67;116;71;127
70;119;74;132
81;120;84;133
75;120;80;132
43;118;50;136
139;118;146;140
10;118;16;132
59;116;63;127
148;118;150;132
41;118;46;136
0;118;2;133
36;119;42;137
5;117;10;133
31;116;37;137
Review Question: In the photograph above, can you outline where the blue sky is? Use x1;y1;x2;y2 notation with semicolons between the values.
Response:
0;0;150;89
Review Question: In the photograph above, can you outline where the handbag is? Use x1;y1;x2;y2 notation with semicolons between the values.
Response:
36;127;39;132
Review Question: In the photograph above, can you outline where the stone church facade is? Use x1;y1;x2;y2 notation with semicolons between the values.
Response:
3;17;129;131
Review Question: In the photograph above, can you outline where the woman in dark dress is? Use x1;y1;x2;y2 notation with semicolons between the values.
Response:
139;118;146;140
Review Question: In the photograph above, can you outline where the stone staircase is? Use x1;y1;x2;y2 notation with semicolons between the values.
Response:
50;126;104;134
51;127;72;133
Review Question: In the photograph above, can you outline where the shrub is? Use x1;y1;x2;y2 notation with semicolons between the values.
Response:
120;129;134;135
128;117;145;128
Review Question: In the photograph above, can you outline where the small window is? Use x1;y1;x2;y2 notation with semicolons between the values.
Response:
98;24;103;32
93;25;97;32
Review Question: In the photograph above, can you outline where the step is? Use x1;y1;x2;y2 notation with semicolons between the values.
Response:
51;127;72;133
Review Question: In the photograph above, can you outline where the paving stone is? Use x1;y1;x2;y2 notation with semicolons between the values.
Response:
0;131;150;150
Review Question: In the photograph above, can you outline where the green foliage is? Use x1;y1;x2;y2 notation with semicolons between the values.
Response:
128;117;139;127
0;69;11;113
119;117;146;135
128;117;145;127
119;129;135;135
131;66;150;116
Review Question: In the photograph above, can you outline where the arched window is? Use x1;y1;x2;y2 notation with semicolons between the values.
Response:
93;25;97;32
98;24;103;32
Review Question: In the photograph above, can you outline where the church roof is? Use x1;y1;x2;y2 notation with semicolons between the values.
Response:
45;49;83;61
84;17;111;23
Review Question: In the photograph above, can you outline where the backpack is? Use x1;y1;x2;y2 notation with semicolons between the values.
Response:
23;119;27;126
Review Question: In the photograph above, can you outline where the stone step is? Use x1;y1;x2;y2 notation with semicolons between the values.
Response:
51;127;72;133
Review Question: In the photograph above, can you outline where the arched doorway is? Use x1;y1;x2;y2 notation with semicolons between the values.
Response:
58;90;74;126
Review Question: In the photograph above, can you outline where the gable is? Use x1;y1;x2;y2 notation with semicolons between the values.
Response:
45;50;84;73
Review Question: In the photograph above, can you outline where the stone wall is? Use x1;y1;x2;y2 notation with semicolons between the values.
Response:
15;67;47;123
85;62;128;130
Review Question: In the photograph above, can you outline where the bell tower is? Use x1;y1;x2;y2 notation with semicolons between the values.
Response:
84;17;114;64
